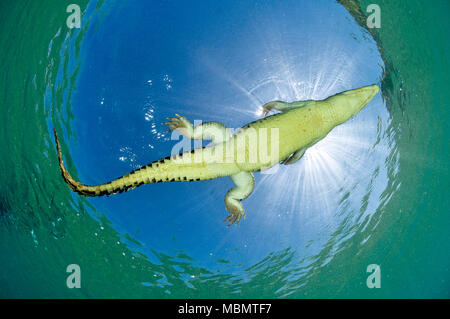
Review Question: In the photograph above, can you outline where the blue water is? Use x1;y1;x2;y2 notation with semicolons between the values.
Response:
69;0;386;270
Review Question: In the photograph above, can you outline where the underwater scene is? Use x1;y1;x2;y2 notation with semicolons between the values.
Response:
0;0;448;298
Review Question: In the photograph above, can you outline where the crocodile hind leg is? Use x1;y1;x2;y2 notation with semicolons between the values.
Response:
281;137;324;165
224;171;255;226
164;114;231;144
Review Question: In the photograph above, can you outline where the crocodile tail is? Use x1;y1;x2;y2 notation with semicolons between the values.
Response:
53;129;224;197
54;129;167;196
54;129;130;196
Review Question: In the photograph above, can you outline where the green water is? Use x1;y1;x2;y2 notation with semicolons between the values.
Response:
0;0;448;298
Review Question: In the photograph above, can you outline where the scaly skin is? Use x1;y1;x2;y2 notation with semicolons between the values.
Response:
55;84;379;225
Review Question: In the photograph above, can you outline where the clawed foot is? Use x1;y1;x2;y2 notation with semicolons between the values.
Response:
224;210;246;226
163;114;191;135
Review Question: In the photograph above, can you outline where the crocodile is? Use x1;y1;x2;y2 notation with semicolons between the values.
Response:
54;84;380;225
